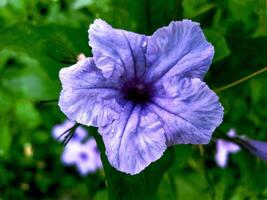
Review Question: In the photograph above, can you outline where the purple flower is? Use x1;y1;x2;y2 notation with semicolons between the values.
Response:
59;19;224;174
215;129;267;167
52;120;102;175
215;129;240;168
61;138;102;176
52;120;87;142
237;137;267;162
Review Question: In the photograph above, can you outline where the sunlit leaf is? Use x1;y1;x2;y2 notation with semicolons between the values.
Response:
72;0;93;9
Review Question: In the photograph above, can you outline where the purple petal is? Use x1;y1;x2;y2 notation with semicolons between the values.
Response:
99;102;167;175
73;126;88;141
145;20;214;83
225;142;240;153
148;77;223;145
215;140;228;168
59;58;123;127
85;139;103;168
76;151;96;175
240;139;267;161
215;139;240;168
89;19;147;81
61;141;83;164
76;161;94;176
61;138;102;175
227;129;237;138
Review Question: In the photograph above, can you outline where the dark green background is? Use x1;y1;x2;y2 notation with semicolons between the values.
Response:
0;0;267;199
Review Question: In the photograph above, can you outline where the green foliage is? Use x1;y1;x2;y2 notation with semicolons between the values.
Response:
0;23;89;78
204;29;230;62
0;117;11;157
0;0;267;199
182;0;216;19
15;100;42;129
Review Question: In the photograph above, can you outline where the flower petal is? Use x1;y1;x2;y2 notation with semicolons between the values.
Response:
215;138;240;168
227;129;237;138
89;19;147;81
239;139;267;161
99;102;167;175
85;139;103;168
73;126;88;141
61;141;82;165
145;20;214;83
215;140;228;168
59;58;123;127
149;77;223;145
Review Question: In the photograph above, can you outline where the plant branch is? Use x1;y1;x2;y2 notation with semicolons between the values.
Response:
214;66;267;92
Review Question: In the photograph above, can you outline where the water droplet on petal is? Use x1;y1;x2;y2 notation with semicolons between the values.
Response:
141;40;148;52
142;40;147;48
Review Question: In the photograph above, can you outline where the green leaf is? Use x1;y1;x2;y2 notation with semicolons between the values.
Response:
0;88;13;114
253;0;267;37
0;23;89;78
182;0;216;18
0;0;7;7
94;190;108;200
157;172;177;200
90;127;174;200
229;98;248;122
0;117;11;157
227;0;258;22
147;0;181;33
204;29;230;63
8;0;26;11
174;173;210;200
0;49;10;71
72;0;94;9
1;52;59;100
106;0;181;34
249;78;263;104
14;100;42;129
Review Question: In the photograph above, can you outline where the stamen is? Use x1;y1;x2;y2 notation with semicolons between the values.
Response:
56;123;80;146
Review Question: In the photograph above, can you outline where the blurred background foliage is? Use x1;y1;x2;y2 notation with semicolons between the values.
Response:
0;0;267;199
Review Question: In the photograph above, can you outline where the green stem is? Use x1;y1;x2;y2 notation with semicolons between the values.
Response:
167;171;177;200
37;99;58;104
214;66;267;93
199;147;215;200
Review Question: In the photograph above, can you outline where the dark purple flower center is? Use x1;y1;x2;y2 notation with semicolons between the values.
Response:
79;152;89;161
122;82;152;104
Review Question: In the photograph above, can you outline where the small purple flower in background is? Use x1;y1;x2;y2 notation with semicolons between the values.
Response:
215;129;240;168
61;138;102;176
58;19;224;174
52;120;102;175
236;136;267;162
52;120;87;142
215;129;267;168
